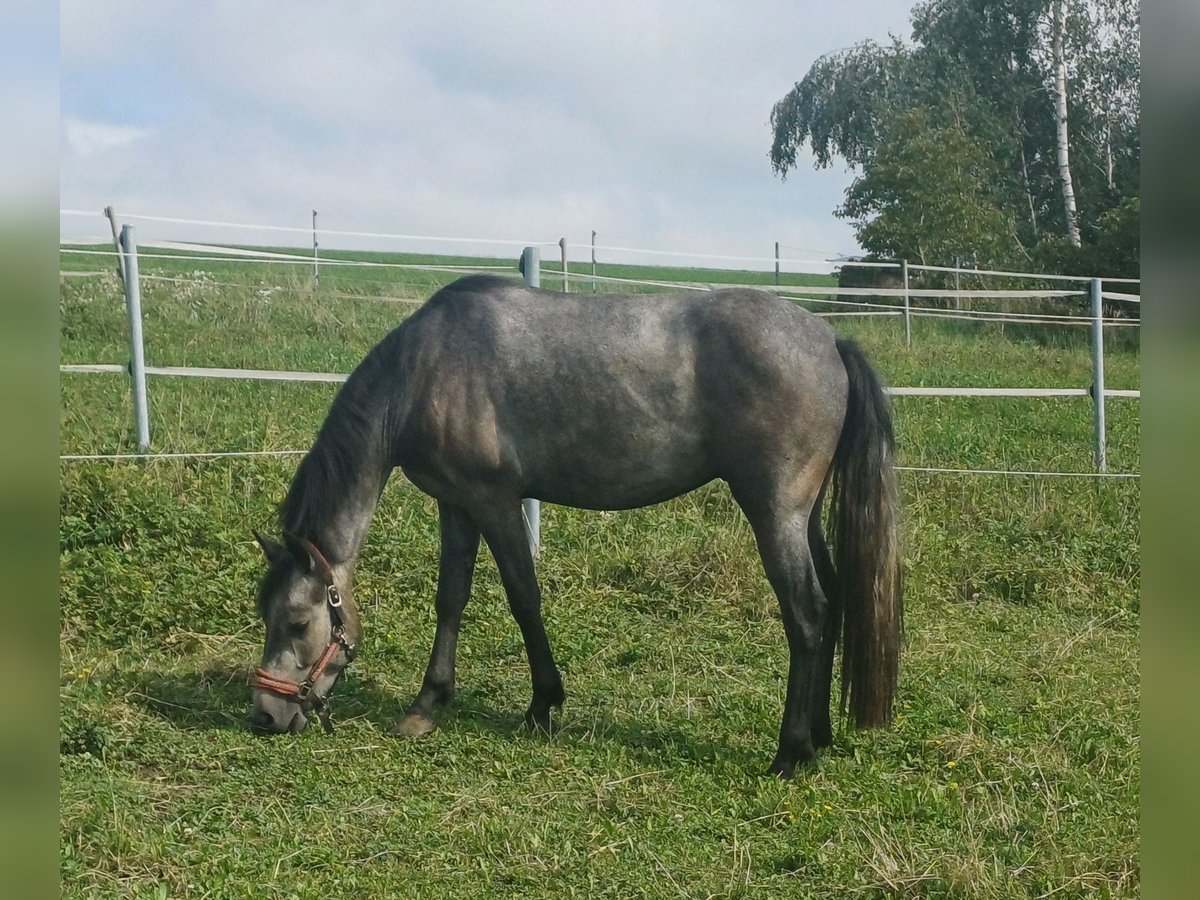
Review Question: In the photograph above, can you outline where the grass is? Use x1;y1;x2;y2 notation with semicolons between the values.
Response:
59;252;1139;898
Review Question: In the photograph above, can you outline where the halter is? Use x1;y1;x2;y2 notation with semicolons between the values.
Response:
251;537;358;734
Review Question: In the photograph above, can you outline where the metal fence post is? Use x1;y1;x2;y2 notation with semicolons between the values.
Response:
902;259;912;346
520;246;542;557
1090;278;1107;472
591;230;597;292
774;241;780;286
559;237;568;293
312;209;320;291
104;206;126;283
119;225;151;452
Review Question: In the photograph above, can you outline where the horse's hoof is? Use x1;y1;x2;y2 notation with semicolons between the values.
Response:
767;749;818;779
391;713;437;738
765;759;797;780
523;707;556;734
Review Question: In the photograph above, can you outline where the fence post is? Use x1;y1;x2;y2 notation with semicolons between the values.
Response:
120;225;151;452
1090;278;1107;472
312;209;320;291
591;230;597;292
902;259;912;346
104;206;126;283
520;246;542;557
559;237;568;292
774;241;780;285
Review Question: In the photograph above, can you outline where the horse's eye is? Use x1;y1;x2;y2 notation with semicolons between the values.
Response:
287;620;310;636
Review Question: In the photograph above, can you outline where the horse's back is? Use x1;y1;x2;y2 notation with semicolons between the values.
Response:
393;276;847;510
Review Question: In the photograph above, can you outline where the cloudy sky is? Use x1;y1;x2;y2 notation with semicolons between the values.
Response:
61;1;916;270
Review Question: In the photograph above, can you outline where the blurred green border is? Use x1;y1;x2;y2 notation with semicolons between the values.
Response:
1141;2;1200;897
0;1;60;895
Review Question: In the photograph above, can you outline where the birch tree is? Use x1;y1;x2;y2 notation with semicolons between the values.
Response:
1049;0;1082;246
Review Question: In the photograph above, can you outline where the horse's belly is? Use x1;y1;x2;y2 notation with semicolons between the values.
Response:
521;427;716;510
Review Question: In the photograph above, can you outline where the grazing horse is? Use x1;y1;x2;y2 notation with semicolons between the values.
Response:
249;275;901;777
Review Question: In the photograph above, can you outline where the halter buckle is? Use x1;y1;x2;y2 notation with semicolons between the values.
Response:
327;584;343;608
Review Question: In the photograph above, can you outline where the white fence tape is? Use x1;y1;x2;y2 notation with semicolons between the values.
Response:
61;364;348;383
567;241;837;271
61;246;518;275
60;450;307;461
62;207;1139;286
61;209;552;248
908;262;1140;285
60;363;1139;398
897;465;1138;479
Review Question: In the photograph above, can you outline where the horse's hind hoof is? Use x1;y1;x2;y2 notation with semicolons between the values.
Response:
391;713;437;738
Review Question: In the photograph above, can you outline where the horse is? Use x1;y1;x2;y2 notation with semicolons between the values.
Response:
248;274;902;778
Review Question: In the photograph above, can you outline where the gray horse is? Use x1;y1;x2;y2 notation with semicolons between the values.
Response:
250;275;901;778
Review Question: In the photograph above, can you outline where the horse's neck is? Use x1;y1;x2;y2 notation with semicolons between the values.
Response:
290;393;394;568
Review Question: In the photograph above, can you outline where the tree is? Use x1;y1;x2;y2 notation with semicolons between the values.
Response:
838;108;1019;265
1049;0;1082;246
768;0;1140;272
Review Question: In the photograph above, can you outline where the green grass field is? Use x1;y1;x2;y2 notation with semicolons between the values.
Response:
59;251;1139;898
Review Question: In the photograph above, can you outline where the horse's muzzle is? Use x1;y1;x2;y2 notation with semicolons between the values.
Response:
248;706;308;735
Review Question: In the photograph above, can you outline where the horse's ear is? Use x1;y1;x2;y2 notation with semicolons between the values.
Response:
254;531;286;565
282;533;316;574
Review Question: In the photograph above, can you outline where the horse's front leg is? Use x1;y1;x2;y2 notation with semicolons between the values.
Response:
476;500;565;732
393;502;480;737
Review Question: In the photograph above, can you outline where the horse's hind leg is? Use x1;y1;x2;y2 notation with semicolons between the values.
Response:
394;502;480;737
736;497;831;778
475;501;566;732
809;510;841;750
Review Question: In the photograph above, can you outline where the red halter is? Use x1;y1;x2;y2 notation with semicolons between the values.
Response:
251;537;357;733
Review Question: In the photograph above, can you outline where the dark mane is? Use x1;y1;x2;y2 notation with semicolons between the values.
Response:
278;337;394;544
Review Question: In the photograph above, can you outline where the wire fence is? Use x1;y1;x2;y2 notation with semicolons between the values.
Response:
58;207;1141;479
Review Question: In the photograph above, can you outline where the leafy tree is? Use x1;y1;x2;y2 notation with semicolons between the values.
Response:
837;108;1020;265
769;0;1139;273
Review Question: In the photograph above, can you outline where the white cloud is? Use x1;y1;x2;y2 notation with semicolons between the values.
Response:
59;1;917;263
64;119;154;157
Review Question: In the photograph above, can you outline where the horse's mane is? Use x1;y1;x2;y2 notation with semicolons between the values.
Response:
278;340;393;543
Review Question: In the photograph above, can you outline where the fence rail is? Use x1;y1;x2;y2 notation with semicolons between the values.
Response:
59;208;1140;479
58;363;1141;400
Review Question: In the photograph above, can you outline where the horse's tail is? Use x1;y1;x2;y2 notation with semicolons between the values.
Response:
829;338;903;729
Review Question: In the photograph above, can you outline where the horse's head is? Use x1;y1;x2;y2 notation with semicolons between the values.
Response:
249;532;362;735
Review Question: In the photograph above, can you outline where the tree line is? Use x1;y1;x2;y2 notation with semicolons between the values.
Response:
769;0;1139;278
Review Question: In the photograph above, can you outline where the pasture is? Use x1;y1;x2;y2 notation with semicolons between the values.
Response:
59;255;1139;898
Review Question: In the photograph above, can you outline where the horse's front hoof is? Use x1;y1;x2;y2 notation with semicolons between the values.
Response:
766;748;817;780
765;759;797;780
391;713;437;738
523;706;557;734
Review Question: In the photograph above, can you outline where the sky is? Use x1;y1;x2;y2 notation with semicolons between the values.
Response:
60;1;917;271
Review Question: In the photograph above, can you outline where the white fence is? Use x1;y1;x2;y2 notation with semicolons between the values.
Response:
59;208;1140;482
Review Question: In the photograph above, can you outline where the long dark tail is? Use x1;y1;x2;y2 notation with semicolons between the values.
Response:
829;338;903;729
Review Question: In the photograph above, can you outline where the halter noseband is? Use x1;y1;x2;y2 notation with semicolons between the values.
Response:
251;537;358;734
